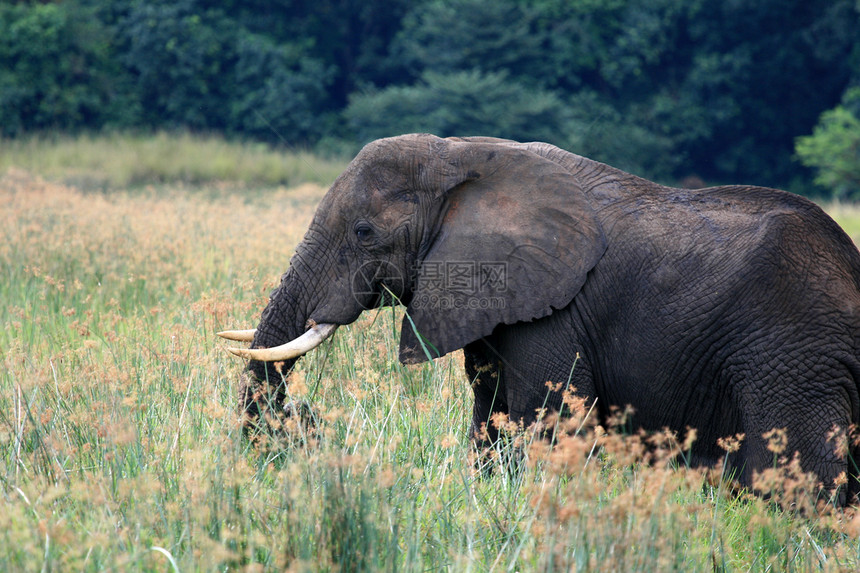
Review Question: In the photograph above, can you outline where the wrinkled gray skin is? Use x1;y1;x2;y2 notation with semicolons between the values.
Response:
241;133;860;504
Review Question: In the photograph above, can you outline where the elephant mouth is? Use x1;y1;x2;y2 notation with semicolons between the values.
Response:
351;259;409;309
220;260;410;364
218;322;338;362
365;286;411;309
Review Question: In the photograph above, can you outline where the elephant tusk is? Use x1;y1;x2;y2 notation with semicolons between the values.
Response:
225;323;338;361
217;329;257;342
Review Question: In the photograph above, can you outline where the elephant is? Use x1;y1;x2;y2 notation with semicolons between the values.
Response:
220;133;860;504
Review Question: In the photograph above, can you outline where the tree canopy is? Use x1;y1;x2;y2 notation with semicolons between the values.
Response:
1;0;858;192
796;88;860;199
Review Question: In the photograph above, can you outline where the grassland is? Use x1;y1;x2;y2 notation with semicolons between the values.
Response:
3;134;860;571
0;132;347;190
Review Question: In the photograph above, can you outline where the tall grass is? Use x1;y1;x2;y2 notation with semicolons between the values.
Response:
0;132;347;190
3;143;860;570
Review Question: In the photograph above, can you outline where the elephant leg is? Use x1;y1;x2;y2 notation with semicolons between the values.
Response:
463;340;506;454
735;369;859;505
490;317;596;431
462;319;595;474
791;411;854;505
737;421;850;506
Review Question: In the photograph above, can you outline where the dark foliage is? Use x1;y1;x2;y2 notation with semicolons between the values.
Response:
1;0;858;190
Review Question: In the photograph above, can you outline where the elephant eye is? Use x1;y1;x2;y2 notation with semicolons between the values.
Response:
354;223;374;241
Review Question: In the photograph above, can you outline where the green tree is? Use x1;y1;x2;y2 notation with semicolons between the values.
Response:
564;90;683;180
117;0;236;130
203;0;412;107
228;31;334;143
795;88;860;199
354;0;698;180
678;0;860;186
0;1;135;136
345;69;573;147
391;0;549;86
1;0;858;192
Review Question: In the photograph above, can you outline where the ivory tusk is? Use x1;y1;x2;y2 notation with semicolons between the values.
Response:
225;323;337;361
217;329;257;342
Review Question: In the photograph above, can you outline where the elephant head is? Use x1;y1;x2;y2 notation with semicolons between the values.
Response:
221;134;607;423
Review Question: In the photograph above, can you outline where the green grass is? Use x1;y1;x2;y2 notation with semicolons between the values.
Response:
825;201;860;245
0;131;348;190
2;134;860;570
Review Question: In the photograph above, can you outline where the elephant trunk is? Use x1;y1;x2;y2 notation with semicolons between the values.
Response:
229;264;327;429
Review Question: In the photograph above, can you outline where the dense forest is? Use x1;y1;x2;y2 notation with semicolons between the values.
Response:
1;0;859;194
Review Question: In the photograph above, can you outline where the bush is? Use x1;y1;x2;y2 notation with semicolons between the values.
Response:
795;87;860;199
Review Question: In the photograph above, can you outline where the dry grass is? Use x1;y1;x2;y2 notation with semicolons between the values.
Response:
3;151;860;570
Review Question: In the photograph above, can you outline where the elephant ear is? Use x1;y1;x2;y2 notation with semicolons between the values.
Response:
399;142;607;364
